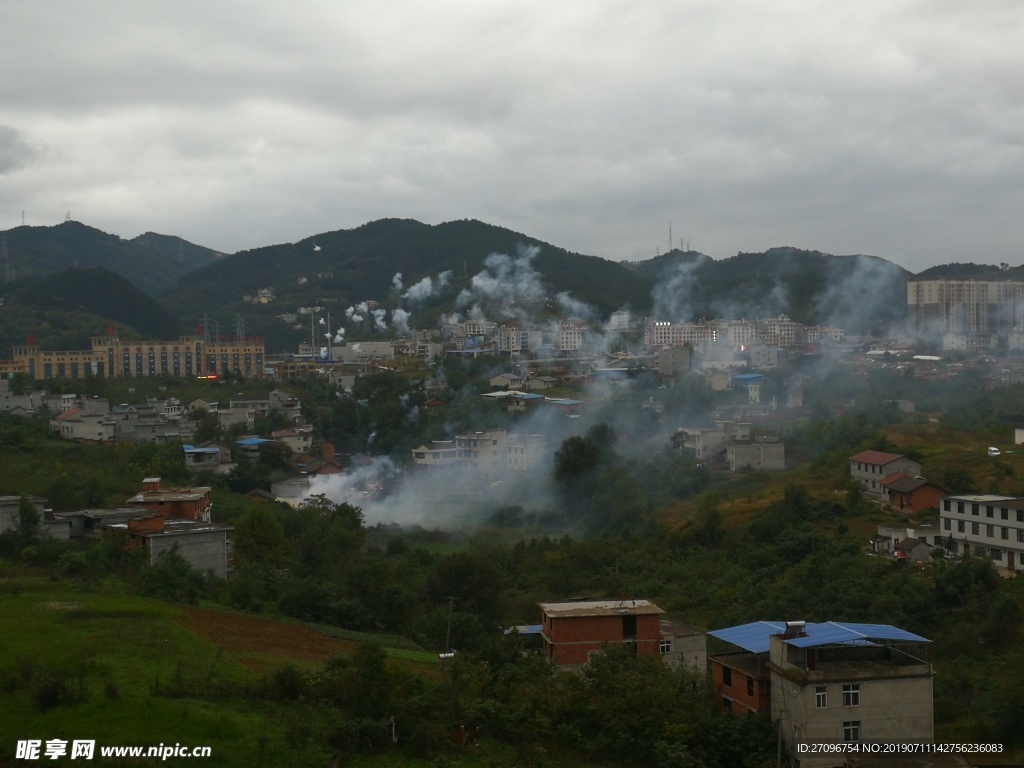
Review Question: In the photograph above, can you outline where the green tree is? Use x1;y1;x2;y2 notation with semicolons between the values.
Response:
233;505;285;565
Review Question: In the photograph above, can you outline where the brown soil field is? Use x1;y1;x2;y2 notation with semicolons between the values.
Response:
178;605;356;672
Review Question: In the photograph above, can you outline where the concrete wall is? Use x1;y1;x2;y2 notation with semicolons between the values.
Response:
146;529;230;579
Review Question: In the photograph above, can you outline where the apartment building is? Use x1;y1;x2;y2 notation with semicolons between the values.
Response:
11;335;265;380
940;494;1024;572
849;451;921;498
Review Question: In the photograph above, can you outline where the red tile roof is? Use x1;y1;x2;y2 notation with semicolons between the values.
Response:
850;450;907;466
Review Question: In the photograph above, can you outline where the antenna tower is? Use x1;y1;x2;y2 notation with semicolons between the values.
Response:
235;314;247;342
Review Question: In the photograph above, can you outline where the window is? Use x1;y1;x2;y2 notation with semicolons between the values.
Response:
843;721;861;742
816;686;827;708
1017;511;1023;523
660;639;672;654
943;500;951;512
842;684;860;706
722;667;732;686
944;518;951;531
972;504;980;516
972;522;980;536
723;699;733;713
1002;528;1009;540
991;549;1003;561
958;521;965;533
986;506;994;518
957;501;965;514
986;525;994;537
1017;529;1023;543
1001;509;1009;520
747;676;755;696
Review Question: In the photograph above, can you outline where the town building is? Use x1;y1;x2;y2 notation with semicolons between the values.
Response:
125;478;212;522
908;278;1024;339
939;494;1024;572
726;436;785;472
538;599;664;667
659;619;707;672
10;335;265;380
710;620;933;765
849;451;922;498
879;475;947;513
108;516;233;579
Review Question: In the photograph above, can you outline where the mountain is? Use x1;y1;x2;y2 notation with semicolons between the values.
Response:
626;246;912;334
0;267;181;357
0;221;223;294
158;218;657;350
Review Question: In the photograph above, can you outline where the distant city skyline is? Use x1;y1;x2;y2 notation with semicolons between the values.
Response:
1;2;1021;272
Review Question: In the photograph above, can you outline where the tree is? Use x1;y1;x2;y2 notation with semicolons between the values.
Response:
233;505;285;564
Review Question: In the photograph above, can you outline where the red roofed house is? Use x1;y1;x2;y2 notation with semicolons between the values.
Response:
850;451;921;498
880;474;948;513
539;599;664;667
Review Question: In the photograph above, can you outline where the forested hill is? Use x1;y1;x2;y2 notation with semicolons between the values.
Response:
0;267;181;357
0;221;223;294
159;217;655;319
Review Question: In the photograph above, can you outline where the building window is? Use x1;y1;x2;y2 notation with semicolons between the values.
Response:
1017;511;1024;523
972;504;979;516
747;676;755;696
1001;509;1009;520
943;500;951;512
843;721;861;742
991;549;1003;561
986;525;994;538
660;639;672;654
986;506;994;518
1001;527;1009;540
842;684;860;706
816;686;827;708
723;699;733;713
943;518;951;531
972;522;980;535
1017;529;1023;543
958;520;965;533
722;667;732;686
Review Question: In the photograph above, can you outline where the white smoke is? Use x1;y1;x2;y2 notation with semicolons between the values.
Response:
403;270;453;303
372;308;388;333
392;272;404;291
392;308;412;336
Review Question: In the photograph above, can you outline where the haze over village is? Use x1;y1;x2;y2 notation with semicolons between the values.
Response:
1;2;1023;767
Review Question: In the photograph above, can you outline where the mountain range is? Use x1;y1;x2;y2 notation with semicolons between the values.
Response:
0;217;1011;357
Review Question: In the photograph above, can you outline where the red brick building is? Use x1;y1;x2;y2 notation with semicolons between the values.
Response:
880;474;948;513
126;477;212;522
538;599;664;667
709;653;771;714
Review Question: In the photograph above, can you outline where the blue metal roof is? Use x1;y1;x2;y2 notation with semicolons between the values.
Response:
710;621;929;653
236;437;272;447
183;444;219;454
709;621;786;653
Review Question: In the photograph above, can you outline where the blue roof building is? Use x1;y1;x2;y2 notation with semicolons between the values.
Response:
708;620;934;765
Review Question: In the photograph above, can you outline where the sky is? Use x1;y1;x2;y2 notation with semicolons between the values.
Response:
1;1;1021;272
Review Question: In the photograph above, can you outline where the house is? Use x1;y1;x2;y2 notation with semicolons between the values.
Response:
879;474;947;513
269;389;303;424
538;599;664;667
659;619;707;672
271;425;314;454
0;494;60;537
676;420;751;462
125;477;212;522
849;451;922;498
893;537;934;565
726;435;785;472
182;444;223;472
234;436;274;462
707;621;776;714
711;620;933;765
522;376;559;391
107;516;233;579
49;408;116;442
411;440;459;471
488;373;525;390
654;346;691;377
939;494;1024;572
57;507;152;539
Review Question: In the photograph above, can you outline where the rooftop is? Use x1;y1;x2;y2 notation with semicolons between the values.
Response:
539;599;663;618
850;450;910;466
709;621;930;654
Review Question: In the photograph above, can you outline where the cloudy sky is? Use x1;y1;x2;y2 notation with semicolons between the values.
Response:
1;1;1021;271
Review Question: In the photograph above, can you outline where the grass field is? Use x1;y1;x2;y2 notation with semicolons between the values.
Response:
0;570;460;766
